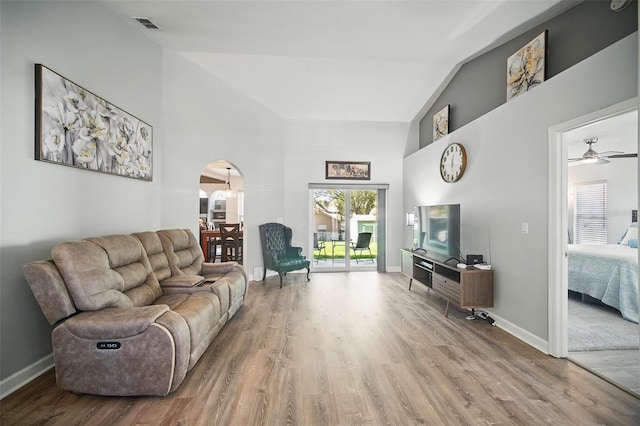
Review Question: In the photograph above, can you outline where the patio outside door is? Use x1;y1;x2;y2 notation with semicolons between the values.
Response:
310;186;382;271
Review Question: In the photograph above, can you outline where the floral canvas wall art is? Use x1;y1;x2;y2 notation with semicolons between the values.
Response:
35;64;153;181
506;31;547;101
433;104;449;141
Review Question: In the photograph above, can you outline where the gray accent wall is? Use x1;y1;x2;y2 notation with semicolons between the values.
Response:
405;33;637;349
419;1;637;149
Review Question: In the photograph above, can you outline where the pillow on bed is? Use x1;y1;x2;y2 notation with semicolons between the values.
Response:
620;226;638;245
629;239;638;248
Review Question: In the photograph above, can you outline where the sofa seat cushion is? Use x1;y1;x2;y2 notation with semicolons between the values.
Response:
155;292;223;369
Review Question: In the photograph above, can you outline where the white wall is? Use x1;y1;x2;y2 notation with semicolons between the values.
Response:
0;1;163;389
284;119;410;267
161;49;286;277
403;34;638;345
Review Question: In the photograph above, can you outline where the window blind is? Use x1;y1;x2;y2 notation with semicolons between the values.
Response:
574;181;608;244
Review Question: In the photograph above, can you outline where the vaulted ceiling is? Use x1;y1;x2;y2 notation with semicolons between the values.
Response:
103;0;575;123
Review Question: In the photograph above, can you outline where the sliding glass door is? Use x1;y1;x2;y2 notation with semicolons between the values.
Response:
310;185;386;271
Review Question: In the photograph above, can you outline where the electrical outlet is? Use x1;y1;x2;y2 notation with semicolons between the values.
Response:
521;222;529;234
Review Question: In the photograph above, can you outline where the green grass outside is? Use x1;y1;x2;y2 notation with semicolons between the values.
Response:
313;242;377;260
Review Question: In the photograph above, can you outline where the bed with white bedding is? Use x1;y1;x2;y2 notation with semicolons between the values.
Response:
568;242;638;323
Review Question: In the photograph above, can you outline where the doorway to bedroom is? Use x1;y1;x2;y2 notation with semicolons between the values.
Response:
549;99;639;396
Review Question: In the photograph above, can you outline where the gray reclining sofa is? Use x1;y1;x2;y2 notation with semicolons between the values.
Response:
23;228;247;397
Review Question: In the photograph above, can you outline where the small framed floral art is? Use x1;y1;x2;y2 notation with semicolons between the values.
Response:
506;31;547;101
433;104;449;141
35;64;153;181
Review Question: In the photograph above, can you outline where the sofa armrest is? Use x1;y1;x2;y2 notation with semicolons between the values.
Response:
53;305;191;396
62;305;172;339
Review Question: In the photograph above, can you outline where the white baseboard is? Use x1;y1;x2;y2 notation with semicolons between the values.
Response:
489;311;550;355
0;354;54;399
387;266;401;273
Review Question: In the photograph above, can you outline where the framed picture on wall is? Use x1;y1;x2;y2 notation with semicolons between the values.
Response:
35;64;153;181
325;161;371;180
506;30;547;101
433;104;450;141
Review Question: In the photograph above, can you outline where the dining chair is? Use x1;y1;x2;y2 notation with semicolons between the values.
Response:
207;235;221;262
220;223;243;263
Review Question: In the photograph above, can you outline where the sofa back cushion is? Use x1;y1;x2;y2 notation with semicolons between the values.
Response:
52;240;134;311
158;229;203;276
133;231;172;283
86;235;163;307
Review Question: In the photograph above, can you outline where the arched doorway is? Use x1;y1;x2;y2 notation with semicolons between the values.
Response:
199;160;244;263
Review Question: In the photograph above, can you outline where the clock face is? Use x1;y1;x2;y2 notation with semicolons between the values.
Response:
440;143;467;183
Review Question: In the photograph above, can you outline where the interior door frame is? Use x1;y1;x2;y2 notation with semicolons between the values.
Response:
547;97;638;358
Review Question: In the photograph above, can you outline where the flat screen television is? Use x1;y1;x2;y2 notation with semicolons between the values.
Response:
413;204;460;261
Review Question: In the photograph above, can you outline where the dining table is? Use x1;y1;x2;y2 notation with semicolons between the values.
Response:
200;229;244;262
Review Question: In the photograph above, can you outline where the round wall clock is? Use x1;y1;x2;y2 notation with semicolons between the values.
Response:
440;143;467;183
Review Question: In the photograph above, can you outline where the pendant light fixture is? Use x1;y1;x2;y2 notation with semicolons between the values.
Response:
225;167;236;198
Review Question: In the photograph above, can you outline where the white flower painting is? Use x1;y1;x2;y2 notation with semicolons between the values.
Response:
432;104;449;142
36;64;153;181
506;31;547;102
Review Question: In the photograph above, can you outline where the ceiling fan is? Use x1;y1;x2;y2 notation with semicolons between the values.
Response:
568;138;637;167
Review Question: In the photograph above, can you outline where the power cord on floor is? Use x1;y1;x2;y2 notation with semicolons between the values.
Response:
466;309;495;325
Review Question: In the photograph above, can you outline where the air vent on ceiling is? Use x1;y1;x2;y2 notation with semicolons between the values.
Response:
132;17;160;30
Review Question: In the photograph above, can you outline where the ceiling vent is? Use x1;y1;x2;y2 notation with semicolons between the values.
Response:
132;17;160;30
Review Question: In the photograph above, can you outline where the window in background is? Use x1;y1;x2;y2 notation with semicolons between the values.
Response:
574;181;608;244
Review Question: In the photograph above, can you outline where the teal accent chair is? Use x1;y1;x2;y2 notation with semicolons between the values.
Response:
259;223;310;288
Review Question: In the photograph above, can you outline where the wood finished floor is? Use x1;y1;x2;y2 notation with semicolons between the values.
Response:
569;350;640;396
2;272;640;425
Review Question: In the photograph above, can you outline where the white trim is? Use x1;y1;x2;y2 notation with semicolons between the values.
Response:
387;266;401;273
0;354;54;399
490;312;550;355
547;98;638;358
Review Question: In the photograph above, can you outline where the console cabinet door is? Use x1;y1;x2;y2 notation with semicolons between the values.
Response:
432;273;460;302
460;271;494;308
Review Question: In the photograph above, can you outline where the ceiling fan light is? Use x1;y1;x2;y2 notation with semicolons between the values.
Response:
582;158;598;164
